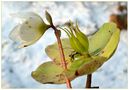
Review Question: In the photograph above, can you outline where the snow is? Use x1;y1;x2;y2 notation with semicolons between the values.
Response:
1;1;128;88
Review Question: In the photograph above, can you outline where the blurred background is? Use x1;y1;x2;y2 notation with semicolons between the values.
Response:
1;1;128;88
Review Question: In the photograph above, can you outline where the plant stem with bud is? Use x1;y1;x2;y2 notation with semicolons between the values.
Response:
45;11;72;88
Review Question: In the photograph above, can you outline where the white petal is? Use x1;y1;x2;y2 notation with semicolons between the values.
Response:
19;14;44;42
9;12;50;48
9;24;25;42
9;24;41;48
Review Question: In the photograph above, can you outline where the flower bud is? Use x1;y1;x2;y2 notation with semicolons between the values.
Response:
45;11;53;25
60;21;89;53
74;21;89;51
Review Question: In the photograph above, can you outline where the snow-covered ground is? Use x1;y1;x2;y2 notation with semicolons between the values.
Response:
1;1;128;88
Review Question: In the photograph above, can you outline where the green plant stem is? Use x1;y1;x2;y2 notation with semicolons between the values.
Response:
51;25;72;88
86;74;92;88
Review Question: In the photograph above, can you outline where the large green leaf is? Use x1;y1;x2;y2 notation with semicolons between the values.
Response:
31;61;81;84
31;61;66;84
88;22;120;57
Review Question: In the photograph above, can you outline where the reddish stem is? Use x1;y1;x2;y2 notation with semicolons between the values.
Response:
51;25;72;88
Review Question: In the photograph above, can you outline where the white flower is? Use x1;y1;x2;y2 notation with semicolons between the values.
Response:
9;12;50;48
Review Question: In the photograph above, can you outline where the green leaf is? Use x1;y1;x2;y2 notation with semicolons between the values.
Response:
45;38;74;67
31;61;66;84
99;27;120;59
88;22;120;58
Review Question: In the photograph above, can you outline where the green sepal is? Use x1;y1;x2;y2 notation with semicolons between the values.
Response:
45;11;53;25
